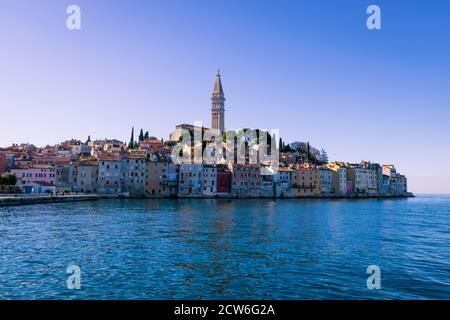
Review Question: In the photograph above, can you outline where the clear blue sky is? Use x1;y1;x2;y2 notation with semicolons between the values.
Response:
1;0;450;193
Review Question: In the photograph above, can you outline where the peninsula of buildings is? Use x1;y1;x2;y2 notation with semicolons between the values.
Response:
0;72;411;201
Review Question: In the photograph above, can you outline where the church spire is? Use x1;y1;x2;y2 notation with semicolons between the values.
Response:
213;69;224;96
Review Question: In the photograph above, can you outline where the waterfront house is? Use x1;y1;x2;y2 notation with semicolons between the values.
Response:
273;167;293;198
383;164;407;194
97;156;122;194
121;154;147;197
346;164;377;194
0;154;8;175
359;161;381;194
55;163;77;192
326;162;348;195
380;174;391;195
178;163;204;196
390;174;407;195
24;181;56;194
146;161;179;197
201;164;217;196
76;161;98;193
229;164;273;197
314;168;333;195
11;165;57;191
291;166;315;196
216;166;231;194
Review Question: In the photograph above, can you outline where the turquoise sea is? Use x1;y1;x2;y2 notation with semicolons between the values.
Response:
0;195;449;299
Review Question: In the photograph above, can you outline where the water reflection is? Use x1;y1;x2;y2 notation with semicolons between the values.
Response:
0;196;449;299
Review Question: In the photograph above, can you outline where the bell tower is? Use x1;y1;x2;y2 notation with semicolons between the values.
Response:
211;70;225;133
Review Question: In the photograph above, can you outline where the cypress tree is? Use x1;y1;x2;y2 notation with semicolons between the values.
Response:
128;127;135;149
306;142;310;161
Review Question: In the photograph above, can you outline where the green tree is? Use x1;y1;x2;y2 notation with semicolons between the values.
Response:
9;174;17;186
0;173;17;186
144;131;149;140
284;143;292;152
139;129;144;141
319;148;329;164
128;127;135;149
306;142;310;161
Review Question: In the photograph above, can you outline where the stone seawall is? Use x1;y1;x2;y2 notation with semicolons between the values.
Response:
234;192;415;200
0;194;104;207
0;192;414;207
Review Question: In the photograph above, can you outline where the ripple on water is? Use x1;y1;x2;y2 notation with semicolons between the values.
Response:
0;195;449;299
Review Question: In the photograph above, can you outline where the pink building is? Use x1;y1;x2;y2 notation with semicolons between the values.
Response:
292;168;315;196
0;154;8;175
11;165;57;188
347;181;353;193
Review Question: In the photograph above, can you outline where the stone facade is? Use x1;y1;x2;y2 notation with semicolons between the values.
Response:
292;168;315;196
178;163;203;196
273;168;292;198
201;165;217;196
98;158;122;194
76;161;98;193
146;161;178;197
121;155;147;196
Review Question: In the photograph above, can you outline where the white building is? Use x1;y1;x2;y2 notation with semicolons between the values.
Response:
316;169;332;194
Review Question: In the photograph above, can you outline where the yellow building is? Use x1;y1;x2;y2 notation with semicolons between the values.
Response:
313;168;332;194
326;162;348;195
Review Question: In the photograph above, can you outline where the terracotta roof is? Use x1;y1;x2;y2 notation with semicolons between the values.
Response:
99;156;120;161
124;154;146;160
13;165;56;170
79;161;98;166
